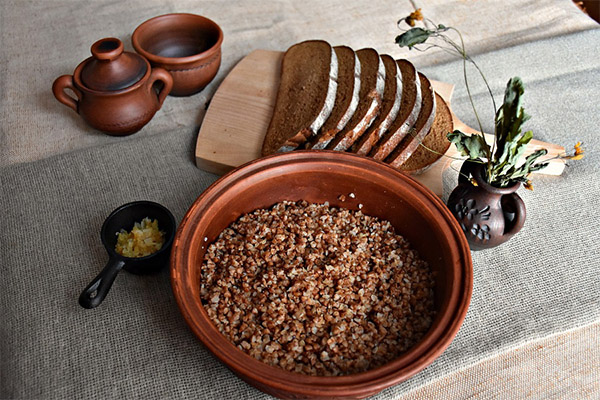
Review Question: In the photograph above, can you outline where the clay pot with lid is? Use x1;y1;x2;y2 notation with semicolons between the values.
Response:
52;38;173;136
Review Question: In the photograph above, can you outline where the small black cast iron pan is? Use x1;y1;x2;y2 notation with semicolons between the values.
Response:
79;201;176;309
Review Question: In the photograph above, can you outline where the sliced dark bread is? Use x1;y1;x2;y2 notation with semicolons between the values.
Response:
325;48;384;151
386;72;437;168
368;59;422;160
351;54;402;155
400;93;453;173
316;48;384;151
261;40;338;156
307;46;360;149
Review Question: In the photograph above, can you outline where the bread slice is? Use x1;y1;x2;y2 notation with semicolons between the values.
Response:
261;40;338;156
325;48;384;151
387;72;437;168
351;54;403;155
315;48;384;151
400;93;453;173
307;46;360;149
368;59;422;160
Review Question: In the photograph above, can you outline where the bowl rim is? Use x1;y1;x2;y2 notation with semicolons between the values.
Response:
132;13;224;66
171;151;473;397
101;200;177;261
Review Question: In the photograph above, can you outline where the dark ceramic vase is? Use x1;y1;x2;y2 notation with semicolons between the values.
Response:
447;160;526;251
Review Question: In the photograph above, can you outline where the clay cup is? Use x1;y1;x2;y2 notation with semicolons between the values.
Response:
132;13;224;96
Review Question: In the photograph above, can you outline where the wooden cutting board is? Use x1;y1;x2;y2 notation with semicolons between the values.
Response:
195;50;565;196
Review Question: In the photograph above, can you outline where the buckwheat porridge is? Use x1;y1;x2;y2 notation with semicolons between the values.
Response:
200;200;435;376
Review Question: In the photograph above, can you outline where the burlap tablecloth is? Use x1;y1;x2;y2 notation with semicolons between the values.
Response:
1;0;599;398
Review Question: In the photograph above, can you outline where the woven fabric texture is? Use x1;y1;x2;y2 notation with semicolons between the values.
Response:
0;0;596;166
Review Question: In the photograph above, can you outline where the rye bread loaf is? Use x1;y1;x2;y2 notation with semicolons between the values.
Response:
307;46;360;149
261;40;338;156
351;54;402;155
387;72;437;168
318;48;384;151
400;93;453;173
368;59;422;160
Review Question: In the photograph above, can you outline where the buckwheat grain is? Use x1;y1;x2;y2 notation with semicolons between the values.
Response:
200;200;435;376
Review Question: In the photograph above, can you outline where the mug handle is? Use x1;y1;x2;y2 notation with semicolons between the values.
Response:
52;75;82;112
148;68;173;107
79;257;126;309
501;192;526;237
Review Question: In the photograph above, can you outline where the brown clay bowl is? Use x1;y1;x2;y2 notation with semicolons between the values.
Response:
132;13;223;96
171;151;472;399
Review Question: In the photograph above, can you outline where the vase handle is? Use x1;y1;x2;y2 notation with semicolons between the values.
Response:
501;192;526;237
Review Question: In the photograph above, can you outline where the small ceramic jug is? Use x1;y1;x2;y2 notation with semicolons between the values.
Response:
52;38;173;135
447;160;526;250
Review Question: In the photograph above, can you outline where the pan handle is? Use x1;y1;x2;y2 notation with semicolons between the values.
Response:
79;257;125;309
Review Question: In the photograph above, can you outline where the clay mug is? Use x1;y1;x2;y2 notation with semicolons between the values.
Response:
52;38;173;136
447;160;526;251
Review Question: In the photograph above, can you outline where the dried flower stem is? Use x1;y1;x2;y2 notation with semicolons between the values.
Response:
395;6;584;188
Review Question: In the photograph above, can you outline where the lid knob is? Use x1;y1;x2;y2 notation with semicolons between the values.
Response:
91;38;124;61
80;38;148;91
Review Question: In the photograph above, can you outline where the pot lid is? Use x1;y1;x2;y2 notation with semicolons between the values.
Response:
80;38;147;91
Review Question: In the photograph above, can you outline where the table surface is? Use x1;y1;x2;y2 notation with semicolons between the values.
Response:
1;0;599;399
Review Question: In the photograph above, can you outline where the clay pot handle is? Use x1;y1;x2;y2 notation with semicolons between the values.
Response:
502;192;526;237
148;68;173;107
52;75;82;113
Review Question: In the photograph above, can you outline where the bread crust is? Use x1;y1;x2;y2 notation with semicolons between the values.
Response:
387;73;437;168
400;93;453;173
308;46;361;150
324;48;385;151
261;40;338;156
368;59;422;161
352;55;403;156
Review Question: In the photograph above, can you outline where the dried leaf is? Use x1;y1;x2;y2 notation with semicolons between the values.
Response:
447;130;491;160
494;77;530;159
395;28;433;49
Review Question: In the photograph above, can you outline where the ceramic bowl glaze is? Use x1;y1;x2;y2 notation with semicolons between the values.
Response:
132;13;223;96
171;151;472;399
